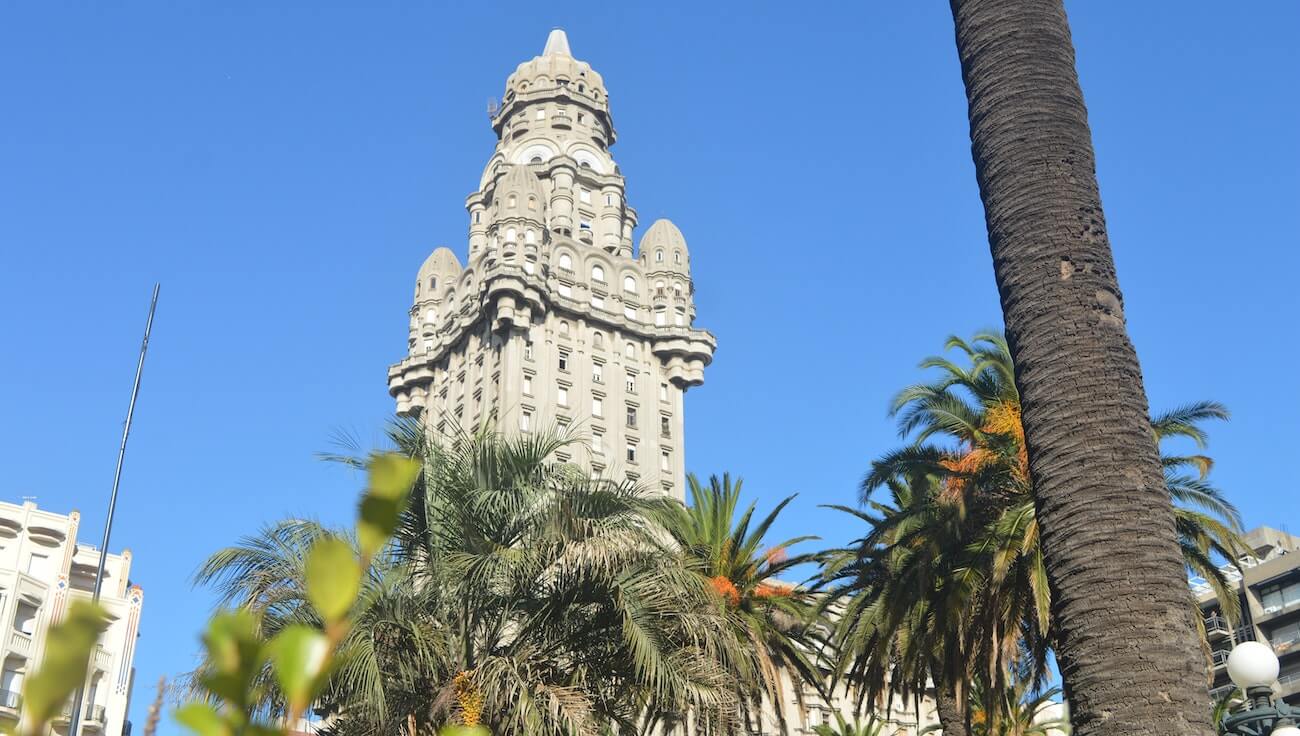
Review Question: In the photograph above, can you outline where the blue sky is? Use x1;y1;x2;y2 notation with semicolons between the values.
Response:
1;2;1297;731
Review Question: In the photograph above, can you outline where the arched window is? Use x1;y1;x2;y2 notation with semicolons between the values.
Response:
591;264;605;282
579;161;591;169
507;195;517;208
673;283;683;297
593;332;604;348
525;230;536;244
560;320;570;335
527;196;537;210
429;277;437;291
530;156;543;164
505;227;517;242
655;249;664;263
655;281;665;296
625;342;636;359
473;211;481;223
425;309;436;323
559;252;573;270
623;275;637;293
674;251;682;264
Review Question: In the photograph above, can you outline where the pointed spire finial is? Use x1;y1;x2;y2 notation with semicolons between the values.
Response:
543;28;571;57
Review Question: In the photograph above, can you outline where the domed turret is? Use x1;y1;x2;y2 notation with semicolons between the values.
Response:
502;29;609;115
639;219;690;273
494;164;548;219
415;247;463;301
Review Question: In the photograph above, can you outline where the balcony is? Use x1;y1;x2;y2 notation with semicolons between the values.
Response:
1279;671;1300;700
1273;635;1300;658
1211;649;1232;670
56;702;107;728
0;689;20;713
1209;683;1237;701
8;630;32;657
95;645;112;670
1205;613;1233;640
1257;598;1300;624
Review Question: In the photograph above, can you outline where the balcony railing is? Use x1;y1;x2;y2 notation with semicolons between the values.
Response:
1211;649;1232;669
94;645;112;670
9;630;32;656
58;702;107;725
1205;613;1233;639
1272;635;1300;656
1210;683;1237;700
0;689;20;711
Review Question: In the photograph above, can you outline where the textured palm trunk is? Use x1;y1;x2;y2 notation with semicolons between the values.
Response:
934;684;970;736
947;1;1214;734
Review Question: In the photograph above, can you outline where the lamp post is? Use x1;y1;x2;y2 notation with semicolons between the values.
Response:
1221;641;1300;736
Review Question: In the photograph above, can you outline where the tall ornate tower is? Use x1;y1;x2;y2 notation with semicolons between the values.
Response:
388;30;715;498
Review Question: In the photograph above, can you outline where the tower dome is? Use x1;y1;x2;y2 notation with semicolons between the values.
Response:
502;29;609;108
494;164;548;217
415;247;462;299
639;219;690;272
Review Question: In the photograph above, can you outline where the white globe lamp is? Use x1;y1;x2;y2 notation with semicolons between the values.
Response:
1272;723;1300;736
1227;641;1280;690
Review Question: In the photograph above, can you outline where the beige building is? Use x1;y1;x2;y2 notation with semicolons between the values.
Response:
0;500;143;736
1195;525;1300;706
388;29;716;498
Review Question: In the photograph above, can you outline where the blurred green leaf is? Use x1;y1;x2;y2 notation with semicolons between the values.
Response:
198;611;265;706
174;703;230;736
270;625;332;714
439;727;491;736
21;601;109;731
357;454;419;557
306;535;361;624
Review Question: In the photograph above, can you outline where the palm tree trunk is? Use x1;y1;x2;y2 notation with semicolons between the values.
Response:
934;684;970;736
947;1;1213;734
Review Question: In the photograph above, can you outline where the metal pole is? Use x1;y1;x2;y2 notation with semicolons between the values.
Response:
68;283;159;736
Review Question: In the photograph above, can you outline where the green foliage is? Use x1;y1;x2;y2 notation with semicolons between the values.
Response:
812;712;891;736
16;600;110;736
179;452;419;735
820;331;1244;733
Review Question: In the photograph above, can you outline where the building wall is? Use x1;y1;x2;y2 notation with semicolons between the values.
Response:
1195;525;1300;704
0;501;142;736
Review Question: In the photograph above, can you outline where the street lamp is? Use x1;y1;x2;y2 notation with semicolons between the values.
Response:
1221;641;1299;736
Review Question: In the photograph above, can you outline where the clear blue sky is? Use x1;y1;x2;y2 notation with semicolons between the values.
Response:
2;2;1297;731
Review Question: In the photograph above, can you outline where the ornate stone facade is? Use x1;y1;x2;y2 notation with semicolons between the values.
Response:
388;30;715;498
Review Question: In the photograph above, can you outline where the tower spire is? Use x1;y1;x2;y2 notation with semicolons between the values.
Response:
543;28;571;57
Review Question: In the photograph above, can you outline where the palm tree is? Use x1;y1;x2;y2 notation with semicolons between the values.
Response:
195;422;743;735
823;333;1244;735
812;712;895;736
657;473;829;734
966;680;1068;736
948;1;1217;733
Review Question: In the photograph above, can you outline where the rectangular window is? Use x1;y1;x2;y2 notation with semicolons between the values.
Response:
592;294;605;309
626;443;637;463
559;283;572;298
605;194;615;206
655;311;666;326
593;363;603;383
661;451;671;472
14;602;38;635
558;352;569;372
579;220;592;231
626;406;637;428
625;372;636;393
26;553;49;579
592;397;603;417
661;416;671;437
536;108;545;120
1270;620;1300;650
592;430;604;456
579;189;592;204
624;305;636;320
520;411;532;432
524;341;534;360
660;383;669;402
558;385;569;406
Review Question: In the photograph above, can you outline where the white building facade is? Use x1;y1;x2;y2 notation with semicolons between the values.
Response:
0;501;143;736
388;29;716;498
